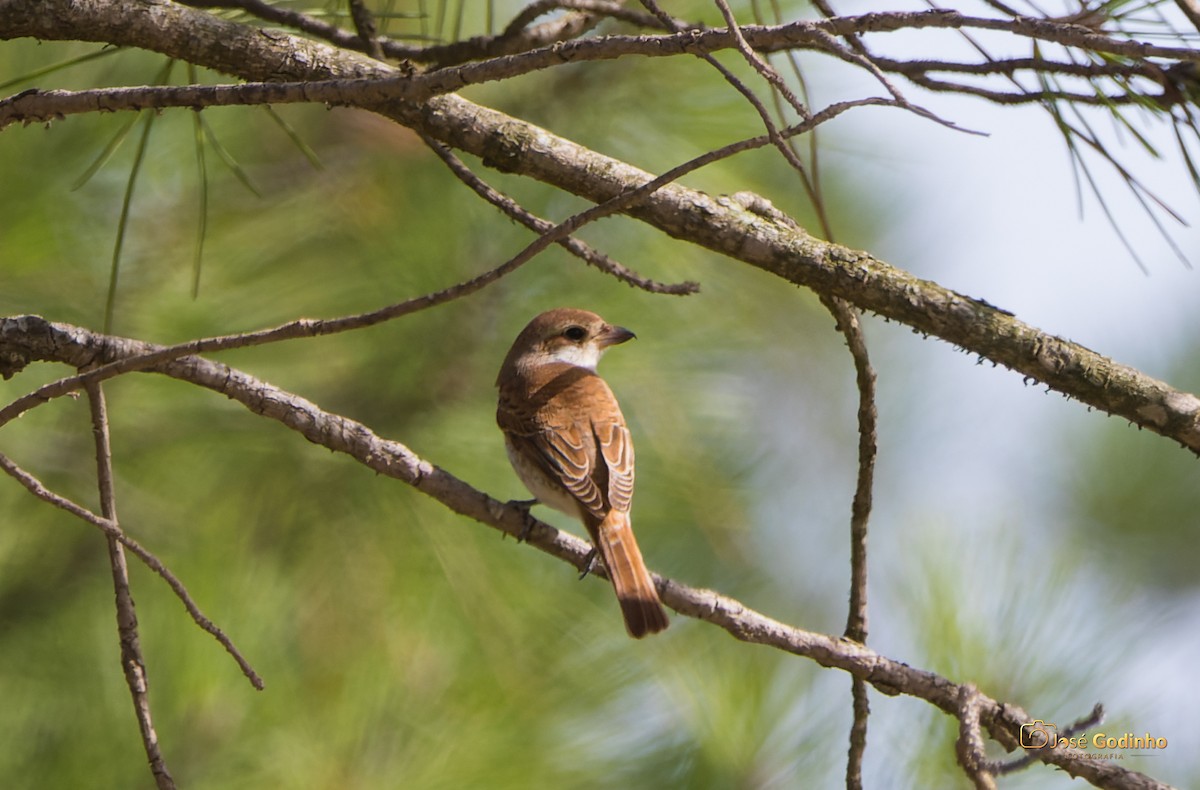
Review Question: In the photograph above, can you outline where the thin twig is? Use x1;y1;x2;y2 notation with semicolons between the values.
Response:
501;0;675;36
2;318;1168;790
85;381;175;790
0;250;539;427
418;132;698;295
846;677;870;789
830;298;876;644
0;451;265;690
347;0;383;60
752;0;836;240
5;12;1185;133
642;0;823;199
956;685;998;790
0;98;881;429
824;293;878;790
179;0;635;66
720;2;963;131
177;0;411;61
712;0;809;118
406;1;610;67
834;293;877;790
732;190;878;790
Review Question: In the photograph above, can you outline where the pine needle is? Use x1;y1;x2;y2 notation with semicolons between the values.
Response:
263;106;323;170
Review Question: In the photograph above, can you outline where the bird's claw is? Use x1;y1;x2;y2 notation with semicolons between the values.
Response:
578;548;598;580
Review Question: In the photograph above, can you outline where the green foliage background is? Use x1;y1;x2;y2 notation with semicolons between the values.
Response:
2;4;1198;788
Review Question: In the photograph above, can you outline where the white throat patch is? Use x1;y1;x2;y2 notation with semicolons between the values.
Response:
549;343;601;371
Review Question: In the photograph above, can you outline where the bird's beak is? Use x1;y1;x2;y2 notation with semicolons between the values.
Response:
597;324;636;349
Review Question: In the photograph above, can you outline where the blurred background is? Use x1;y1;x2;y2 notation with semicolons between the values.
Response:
1;1;1197;787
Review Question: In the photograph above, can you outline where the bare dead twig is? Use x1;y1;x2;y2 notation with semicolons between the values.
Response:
4;10;1193;133
829;299;876;644
85;381;175;790
418;132;699;295
0;316;1171;790
0;99;878;430
501;0;676;37
408;1;606;67
713;0;809;118
847;677;870;789
0;450;265;690
346;0;383;60
641;0;826;209
956;685;998;790
727;191;879;790
823;287;878;789
826;294;878;790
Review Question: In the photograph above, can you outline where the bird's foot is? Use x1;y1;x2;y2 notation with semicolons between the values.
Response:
578;548;598;580
506;498;539;542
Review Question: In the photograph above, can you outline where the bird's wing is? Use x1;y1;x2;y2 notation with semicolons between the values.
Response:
498;367;633;521
593;416;634;514
533;419;607;519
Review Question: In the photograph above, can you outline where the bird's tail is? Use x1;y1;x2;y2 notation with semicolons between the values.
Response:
593;511;669;638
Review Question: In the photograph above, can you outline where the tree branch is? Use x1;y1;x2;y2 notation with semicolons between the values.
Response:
956;685;998;790
0;77;1196;465
5;7;1196;126
825;295;877;790
0;314;1171;790
84;381;175;790
345;0;382;61
2;4;1195;788
0;101;876;428
0;448;264;688
7;0;1193;453
418;132;699;294
174;0;620;66
398;2;612;67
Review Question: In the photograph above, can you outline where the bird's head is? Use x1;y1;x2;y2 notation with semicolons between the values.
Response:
500;308;635;377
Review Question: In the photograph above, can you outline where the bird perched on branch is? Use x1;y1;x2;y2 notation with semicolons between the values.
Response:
496;308;669;638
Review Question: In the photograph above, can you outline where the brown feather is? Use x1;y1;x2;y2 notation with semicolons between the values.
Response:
497;309;669;638
586;510;669;638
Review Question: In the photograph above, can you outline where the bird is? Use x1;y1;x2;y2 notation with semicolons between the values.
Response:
496;308;669;638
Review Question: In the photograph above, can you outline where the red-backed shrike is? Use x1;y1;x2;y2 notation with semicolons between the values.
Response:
496;308;669;638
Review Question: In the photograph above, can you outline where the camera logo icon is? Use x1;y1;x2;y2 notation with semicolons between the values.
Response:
1020;720;1058;750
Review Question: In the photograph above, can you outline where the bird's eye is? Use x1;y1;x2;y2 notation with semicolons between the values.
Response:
563;325;587;342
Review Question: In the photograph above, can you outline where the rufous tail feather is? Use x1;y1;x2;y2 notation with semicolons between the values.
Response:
593;511;669;638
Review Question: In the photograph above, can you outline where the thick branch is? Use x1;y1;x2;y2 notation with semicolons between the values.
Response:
0;314;1171;790
2;6;1193;115
2;0;1199;453
2;0;1198;453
